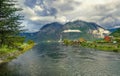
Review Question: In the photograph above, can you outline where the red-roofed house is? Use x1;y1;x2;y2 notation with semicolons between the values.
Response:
104;36;111;42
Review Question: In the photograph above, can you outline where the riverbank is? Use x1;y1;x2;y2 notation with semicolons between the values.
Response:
0;43;34;64
81;42;120;52
63;39;120;52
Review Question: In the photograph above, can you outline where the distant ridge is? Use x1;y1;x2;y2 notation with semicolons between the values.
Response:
110;28;120;37
36;20;110;41
20;20;110;42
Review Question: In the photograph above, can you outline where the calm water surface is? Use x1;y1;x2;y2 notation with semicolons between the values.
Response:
0;43;120;76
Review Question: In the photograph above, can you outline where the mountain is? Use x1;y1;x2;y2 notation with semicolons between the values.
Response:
36;22;63;41
108;28;117;32
63;20;110;40
110;28;120;37
35;20;110;42
107;27;120;32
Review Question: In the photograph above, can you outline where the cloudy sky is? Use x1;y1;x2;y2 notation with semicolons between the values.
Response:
18;0;120;32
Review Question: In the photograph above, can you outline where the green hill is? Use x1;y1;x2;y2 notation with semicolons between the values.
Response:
110;28;120;37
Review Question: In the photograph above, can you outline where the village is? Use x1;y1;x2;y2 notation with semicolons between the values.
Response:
63;36;120;52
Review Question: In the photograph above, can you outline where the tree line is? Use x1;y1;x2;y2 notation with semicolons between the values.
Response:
0;0;24;48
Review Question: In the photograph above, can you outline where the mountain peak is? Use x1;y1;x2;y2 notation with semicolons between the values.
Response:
40;22;63;30
22;20;110;42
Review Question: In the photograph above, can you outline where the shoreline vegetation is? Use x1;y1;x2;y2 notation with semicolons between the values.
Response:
0;0;35;65
0;40;34;64
63;37;120;52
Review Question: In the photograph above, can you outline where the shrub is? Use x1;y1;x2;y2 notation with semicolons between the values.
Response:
27;40;34;44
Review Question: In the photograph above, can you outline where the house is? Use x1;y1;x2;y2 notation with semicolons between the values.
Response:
104;36;111;42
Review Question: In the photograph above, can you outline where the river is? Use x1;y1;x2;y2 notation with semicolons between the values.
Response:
0;42;120;76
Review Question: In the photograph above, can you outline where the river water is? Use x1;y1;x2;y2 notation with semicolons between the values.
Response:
0;43;120;76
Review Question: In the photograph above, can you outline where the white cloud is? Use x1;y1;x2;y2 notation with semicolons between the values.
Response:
17;0;120;32
34;5;43;11
56;16;67;23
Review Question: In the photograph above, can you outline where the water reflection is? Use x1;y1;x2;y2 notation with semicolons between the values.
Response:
0;42;120;76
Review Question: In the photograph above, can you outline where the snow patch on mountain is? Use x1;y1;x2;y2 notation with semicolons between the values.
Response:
63;29;81;33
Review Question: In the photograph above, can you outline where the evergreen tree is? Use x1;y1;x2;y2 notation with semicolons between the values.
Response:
0;0;23;47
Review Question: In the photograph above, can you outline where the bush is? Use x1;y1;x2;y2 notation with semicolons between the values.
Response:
18;47;24;51
27;40;34;44
63;39;71;45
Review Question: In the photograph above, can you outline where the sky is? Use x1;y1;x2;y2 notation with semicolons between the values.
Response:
18;0;120;32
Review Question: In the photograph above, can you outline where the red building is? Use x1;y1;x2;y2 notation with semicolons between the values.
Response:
104;36;111;42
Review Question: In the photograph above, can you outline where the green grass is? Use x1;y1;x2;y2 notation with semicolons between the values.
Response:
0;43;34;64
63;39;120;52
81;42;120;52
0;46;17;54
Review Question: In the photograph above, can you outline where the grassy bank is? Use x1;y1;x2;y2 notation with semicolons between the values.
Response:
0;43;34;64
80;42;120;52
63;39;120;52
